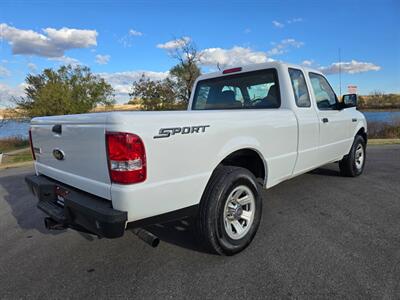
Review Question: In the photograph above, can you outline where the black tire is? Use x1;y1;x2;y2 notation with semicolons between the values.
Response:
339;135;366;177
196;166;262;255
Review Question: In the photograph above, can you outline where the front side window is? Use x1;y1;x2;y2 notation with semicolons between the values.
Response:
309;73;338;110
192;69;280;110
289;68;311;107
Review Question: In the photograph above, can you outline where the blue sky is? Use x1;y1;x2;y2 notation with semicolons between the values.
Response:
1;0;399;105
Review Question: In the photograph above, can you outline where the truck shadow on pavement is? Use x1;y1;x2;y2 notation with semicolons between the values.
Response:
308;165;341;177
1;170;207;247
145;217;211;254
1;172;63;236
144;164;343;253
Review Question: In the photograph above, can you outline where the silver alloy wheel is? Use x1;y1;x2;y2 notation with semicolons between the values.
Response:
223;185;255;240
355;144;364;170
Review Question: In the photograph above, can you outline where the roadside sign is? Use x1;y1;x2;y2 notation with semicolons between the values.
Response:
348;85;357;94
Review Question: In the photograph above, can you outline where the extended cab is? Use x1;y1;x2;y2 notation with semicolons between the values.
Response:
26;62;367;255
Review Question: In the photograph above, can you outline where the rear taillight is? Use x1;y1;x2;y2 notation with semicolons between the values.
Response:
106;132;146;184
29;128;36;160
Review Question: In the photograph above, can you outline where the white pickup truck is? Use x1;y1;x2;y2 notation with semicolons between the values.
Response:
26;61;367;255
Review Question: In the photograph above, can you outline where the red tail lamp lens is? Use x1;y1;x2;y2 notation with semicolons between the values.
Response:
106;132;146;184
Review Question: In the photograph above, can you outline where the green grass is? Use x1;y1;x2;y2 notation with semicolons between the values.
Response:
0;137;29;153
1;149;33;167
368;139;400;145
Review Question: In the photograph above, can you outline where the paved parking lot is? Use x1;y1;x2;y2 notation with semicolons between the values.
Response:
0;145;399;299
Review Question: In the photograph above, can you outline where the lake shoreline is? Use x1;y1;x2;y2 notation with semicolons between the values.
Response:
360;108;400;112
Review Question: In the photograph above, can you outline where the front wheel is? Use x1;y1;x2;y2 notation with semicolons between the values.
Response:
339;135;366;177
196;166;262;255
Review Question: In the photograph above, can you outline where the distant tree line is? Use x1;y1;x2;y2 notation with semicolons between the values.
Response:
358;91;400;110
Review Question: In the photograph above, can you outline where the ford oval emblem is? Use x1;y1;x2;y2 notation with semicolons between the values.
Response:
53;149;65;161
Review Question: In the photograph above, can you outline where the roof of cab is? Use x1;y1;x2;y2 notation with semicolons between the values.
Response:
197;61;324;81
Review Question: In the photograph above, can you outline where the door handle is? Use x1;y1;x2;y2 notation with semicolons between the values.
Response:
322;118;329;123
52;124;62;134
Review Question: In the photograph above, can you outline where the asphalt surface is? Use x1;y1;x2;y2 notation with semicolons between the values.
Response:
0;145;399;299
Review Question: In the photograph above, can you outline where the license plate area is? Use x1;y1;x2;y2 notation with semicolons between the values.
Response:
55;186;69;207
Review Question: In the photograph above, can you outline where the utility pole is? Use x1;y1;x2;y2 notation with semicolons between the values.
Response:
338;48;342;97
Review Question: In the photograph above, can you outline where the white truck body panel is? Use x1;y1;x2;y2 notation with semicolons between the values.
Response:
31;114;111;199
30;61;367;223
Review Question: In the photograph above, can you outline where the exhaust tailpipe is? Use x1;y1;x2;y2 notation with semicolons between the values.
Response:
132;228;160;248
44;217;66;230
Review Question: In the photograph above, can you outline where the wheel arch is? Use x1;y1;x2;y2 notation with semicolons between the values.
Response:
356;126;368;143
212;147;268;187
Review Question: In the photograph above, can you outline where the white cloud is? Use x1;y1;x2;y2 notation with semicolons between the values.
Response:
95;54;110;65
0;23;97;58
301;60;313;66
157;37;191;50
98;70;169;98
0;65;11;77
287;18;303;24
273;18;303;27
48;56;80;65
200;46;271;67
27;62;37;73
119;29;144;48
319;60;381;74
267;38;304;56
244;28;251;34
129;29;143;36
272;20;285;28
199;46;272;68
0;83;25;106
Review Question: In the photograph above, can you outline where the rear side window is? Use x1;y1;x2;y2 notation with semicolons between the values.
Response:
192;69;280;110
288;68;311;107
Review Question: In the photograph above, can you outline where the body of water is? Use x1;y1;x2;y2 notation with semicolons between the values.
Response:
1;110;399;139
362;111;400;123
0;120;30;139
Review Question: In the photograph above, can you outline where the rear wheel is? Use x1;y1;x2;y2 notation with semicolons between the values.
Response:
339;135;366;177
196;166;262;255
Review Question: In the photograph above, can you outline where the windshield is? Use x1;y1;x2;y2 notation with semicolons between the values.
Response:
192;69;280;110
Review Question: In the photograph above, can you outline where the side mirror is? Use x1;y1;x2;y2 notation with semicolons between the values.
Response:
341;94;357;108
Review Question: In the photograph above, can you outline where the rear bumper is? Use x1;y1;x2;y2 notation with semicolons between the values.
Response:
25;174;127;238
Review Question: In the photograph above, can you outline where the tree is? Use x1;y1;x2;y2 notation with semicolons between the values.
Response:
129;74;179;110
14;65;115;117
128;38;202;111
168;38;201;103
357;95;366;108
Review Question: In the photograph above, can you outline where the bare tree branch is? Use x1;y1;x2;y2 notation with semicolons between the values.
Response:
166;37;202;103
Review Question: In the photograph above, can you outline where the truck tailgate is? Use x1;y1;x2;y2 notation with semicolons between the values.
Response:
30;114;111;200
